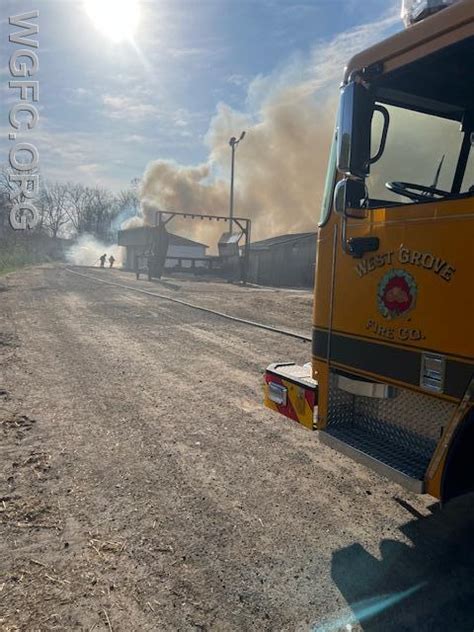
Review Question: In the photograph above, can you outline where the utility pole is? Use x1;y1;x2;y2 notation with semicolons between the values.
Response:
228;131;245;234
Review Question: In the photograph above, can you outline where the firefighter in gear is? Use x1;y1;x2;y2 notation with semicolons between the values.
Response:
109;255;115;268
99;254;107;268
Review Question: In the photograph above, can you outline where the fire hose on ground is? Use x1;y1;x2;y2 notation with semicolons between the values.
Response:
65;267;312;343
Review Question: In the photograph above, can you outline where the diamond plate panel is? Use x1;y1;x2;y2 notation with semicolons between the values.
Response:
326;372;457;479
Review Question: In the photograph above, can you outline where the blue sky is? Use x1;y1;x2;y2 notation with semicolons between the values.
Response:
1;0;401;192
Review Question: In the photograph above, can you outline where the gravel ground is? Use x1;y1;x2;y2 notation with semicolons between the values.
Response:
1;264;473;632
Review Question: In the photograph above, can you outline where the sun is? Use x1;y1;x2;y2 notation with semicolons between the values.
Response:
84;0;140;43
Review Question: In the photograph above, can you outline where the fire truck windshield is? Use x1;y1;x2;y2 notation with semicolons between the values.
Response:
366;103;472;206
364;35;474;207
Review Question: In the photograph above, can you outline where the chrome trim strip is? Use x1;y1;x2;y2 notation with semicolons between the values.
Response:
336;374;397;399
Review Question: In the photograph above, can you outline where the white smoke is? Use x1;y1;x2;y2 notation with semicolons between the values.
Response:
66;234;124;267
121;214;146;230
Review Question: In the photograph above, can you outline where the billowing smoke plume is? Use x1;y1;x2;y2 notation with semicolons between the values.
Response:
140;94;335;243
138;11;399;244
66;234;124;267
139;89;335;245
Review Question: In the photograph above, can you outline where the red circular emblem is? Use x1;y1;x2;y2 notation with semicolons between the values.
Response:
377;269;417;319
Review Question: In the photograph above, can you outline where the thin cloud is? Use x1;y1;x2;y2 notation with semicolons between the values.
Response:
102;95;160;120
227;74;249;88
77;163;103;174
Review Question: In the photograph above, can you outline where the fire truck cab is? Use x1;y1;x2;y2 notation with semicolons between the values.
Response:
264;0;474;503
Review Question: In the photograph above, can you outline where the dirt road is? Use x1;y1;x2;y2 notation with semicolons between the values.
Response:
1;265;473;632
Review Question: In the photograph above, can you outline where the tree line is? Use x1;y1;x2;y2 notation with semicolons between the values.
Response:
0;167;141;243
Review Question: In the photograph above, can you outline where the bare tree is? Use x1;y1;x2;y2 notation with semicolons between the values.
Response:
88;187;117;240
66;183;93;234
40;182;71;238
65;184;117;239
116;188;140;217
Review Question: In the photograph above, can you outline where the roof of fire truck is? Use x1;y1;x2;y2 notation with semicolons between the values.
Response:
344;0;474;84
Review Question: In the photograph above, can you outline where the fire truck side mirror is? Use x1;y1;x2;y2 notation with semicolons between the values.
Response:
334;178;367;218
337;81;372;178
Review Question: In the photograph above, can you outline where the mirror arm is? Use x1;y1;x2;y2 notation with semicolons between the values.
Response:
369;105;389;165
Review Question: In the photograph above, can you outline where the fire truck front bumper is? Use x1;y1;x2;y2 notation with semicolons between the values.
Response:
264;362;318;430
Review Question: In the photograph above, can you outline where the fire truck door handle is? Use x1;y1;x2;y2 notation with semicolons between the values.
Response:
347;236;380;258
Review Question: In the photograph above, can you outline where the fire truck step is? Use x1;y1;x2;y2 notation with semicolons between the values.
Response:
319;425;430;493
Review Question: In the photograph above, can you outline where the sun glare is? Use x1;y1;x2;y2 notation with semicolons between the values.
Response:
84;0;140;43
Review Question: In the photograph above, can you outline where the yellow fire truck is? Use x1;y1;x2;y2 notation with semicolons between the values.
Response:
264;0;474;503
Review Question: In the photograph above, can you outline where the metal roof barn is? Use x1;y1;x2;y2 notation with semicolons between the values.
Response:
243;232;317;287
